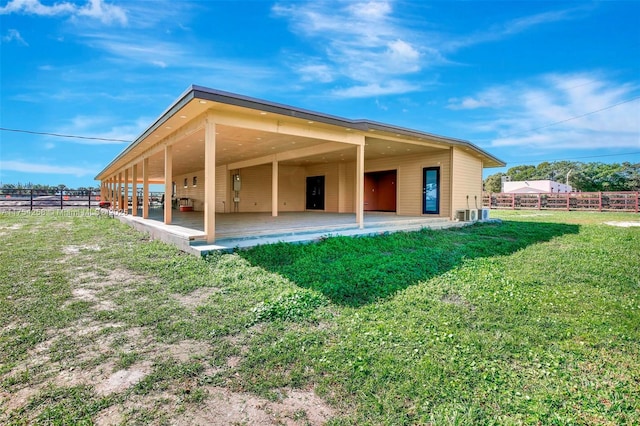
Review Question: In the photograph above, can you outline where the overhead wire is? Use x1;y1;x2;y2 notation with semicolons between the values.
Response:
0;127;130;143
489;95;640;140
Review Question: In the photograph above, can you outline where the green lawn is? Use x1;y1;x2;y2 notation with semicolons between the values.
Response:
1;210;638;424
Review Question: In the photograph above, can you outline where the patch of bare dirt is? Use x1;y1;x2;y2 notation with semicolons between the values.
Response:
0;223;23;238
604;221;640;227
175;387;335;425
93;385;336;426
174;286;220;309
0;223;23;231
441;293;475;311
62;244;101;255
94;362;153;396
70;287;117;311
156;340;212;362
2;384;45;413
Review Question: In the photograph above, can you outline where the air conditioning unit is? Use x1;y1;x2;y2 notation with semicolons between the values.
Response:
481;208;490;221
455;209;469;221
468;209;479;222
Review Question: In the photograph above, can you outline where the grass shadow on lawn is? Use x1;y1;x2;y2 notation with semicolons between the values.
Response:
239;220;579;307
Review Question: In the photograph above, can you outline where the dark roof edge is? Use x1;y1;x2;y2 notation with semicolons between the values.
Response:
96;85;505;179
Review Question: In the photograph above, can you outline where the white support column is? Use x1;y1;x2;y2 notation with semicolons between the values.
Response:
356;143;365;229
204;115;217;243
117;172;122;211
124;168;129;214
272;160;278;217
142;158;149;219
132;164;138;217
164;145;173;224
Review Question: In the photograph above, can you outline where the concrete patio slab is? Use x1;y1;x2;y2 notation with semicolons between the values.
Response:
111;208;469;255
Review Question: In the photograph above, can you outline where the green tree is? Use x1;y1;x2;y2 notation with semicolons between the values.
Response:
483;173;504;193
506;165;536;181
621;162;640;191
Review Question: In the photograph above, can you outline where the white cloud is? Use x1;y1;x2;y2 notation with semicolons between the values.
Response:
82;33;184;67
447;88;509;110
1;28;28;45
273;2;591;98
0;160;94;176
273;1;426;97
0;0;75;16
76;0;127;25
331;80;419;98
296;63;335;83
445;6;588;51
462;73;640;150
0;0;127;25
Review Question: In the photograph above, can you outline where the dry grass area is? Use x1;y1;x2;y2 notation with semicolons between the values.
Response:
0;214;336;425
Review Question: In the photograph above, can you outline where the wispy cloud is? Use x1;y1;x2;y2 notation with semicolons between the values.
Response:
0;0;127;25
0;160;94;176
1;28;28;45
273;0;428;97
272;1;589;99
451;73;640;151
332;80;420;98
445;7;588;51
81;33;184;68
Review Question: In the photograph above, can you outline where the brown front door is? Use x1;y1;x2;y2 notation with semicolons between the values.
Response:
364;170;396;212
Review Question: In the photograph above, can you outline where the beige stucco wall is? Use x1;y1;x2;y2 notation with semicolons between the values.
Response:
450;147;483;213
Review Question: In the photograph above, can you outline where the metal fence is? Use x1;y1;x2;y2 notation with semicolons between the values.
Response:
483;191;640;213
0;188;165;211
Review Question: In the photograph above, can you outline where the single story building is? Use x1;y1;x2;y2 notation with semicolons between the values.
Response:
95;86;505;245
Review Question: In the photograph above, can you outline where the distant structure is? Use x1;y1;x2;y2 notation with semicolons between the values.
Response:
502;179;572;194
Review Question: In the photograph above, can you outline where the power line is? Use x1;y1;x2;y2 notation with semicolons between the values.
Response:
0;127;130;143
481;95;640;142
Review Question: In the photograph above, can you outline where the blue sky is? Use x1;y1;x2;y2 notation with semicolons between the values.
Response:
1;0;639;188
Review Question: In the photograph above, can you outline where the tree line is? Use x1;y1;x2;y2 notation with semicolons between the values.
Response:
484;161;640;193
0;183;97;194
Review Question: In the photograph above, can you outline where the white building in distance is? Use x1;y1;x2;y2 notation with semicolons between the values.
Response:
503;180;573;193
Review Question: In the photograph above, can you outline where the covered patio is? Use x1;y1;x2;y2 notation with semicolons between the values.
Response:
96;86;504;254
